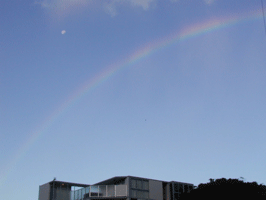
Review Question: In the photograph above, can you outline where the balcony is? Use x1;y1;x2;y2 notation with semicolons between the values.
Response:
71;185;127;200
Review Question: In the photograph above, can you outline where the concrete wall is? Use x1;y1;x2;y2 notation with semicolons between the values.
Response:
39;183;50;200
149;180;163;200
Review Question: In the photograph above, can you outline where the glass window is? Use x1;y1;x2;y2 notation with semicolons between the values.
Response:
143;181;149;190
85;186;90;194
131;180;136;188
174;184;178;192
184;185;188;193
99;185;106;196
143;191;149;199
107;185;115;196
82;188;86;199
71;191;74;200
137;191;142;198
90;186;99;197
178;184;183;193
137;180;142;189
132;190;137;198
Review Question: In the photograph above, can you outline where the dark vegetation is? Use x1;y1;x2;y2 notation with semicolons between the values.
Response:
180;178;266;200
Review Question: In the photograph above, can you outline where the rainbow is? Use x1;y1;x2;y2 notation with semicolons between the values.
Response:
0;8;264;186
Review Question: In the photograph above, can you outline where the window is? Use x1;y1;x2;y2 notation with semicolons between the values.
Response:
131;180;136;188
174;184;178;192
132;190;137;198
131;179;149;199
137;180;142;189
174;193;179;200
134;191;149;199
137;191;142;198
184;185;188;193
178;184;183;193
143;181;149;190
143;191;149;199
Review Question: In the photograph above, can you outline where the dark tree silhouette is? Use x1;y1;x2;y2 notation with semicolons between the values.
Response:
179;178;266;200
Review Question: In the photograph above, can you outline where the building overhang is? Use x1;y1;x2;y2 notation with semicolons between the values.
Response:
48;180;90;188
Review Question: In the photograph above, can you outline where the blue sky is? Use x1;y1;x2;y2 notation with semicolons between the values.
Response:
1;0;266;199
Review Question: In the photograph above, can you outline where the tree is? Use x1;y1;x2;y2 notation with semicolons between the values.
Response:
179;178;266;200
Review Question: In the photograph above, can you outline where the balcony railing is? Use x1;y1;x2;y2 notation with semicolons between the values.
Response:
71;185;127;200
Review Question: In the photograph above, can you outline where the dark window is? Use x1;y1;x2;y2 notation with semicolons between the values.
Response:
174;193;180;200
137;180;142;189
143;181;149;190
178;184;183;193
131;180;136;188
132;190;137;198
184;185;188;193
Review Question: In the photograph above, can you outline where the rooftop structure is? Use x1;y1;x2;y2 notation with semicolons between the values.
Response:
39;176;194;200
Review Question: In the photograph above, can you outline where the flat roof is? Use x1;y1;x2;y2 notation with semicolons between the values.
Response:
40;176;194;188
94;176;127;185
94;176;194;186
42;180;90;188
128;175;193;185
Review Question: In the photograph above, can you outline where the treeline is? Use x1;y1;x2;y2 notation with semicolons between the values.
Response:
180;178;266;200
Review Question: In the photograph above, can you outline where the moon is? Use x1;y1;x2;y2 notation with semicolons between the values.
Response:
61;30;66;34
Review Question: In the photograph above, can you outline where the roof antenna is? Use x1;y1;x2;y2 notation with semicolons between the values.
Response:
261;0;266;35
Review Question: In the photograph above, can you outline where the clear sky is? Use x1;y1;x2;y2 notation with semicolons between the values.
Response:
1;0;266;199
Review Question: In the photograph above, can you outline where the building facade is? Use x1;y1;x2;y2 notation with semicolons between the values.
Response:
39;176;194;200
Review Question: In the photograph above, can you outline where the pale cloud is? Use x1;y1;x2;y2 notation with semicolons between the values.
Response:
104;1;119;17
203;0;216;5
170;0;216;5
61;30;66;34
36;0;156;17
103;0;156;16
37;0;215;16
129;0;156;10
36;0;92;12
34;0;50;8
37;0;216;18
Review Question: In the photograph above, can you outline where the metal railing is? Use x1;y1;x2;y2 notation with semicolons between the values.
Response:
71;185;127;200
